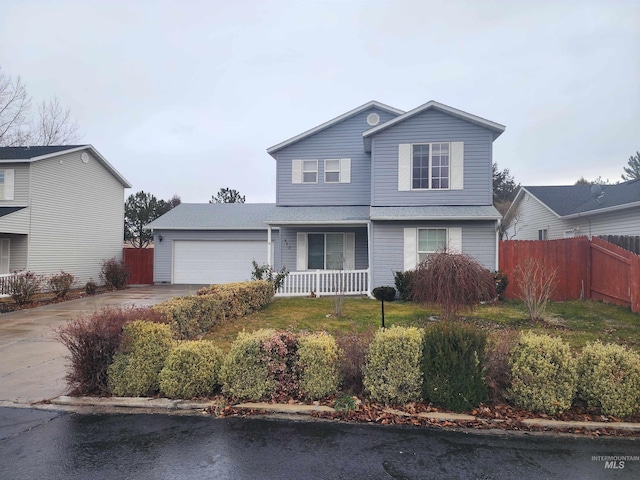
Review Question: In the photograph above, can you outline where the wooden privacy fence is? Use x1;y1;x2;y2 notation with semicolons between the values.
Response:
499;237;640;314
597;235;640;255
123;248;154;285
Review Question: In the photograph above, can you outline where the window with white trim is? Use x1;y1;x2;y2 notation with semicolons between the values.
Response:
324;159;340;183
0;169;14;200
324;158;351;184
292;160;318;184
417;228;447;263
308;233;344;269
538;229;548;240
297;232;356;271
302;160;318;183
413;143;449;189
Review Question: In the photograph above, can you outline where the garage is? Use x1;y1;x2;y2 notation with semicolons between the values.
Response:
172;240;268;284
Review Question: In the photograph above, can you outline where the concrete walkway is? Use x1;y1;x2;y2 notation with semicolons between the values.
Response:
0;285;201;405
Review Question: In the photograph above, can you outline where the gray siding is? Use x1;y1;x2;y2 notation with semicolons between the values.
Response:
279;226;368;272
275;108;397;206
0;163;31;234
371;220;497;287
511;193;640;240
371;109;494;206
153;229;280;283
0;234;28;271
28;150;126;284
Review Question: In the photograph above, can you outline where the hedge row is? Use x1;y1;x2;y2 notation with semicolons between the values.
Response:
155;280;274;339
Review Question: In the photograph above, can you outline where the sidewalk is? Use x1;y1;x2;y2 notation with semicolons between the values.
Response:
0;285;202;405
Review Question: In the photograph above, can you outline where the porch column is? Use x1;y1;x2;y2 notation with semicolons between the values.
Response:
267;225;272;267
367;221;372;296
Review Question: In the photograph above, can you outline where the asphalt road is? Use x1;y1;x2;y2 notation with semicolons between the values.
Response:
0;408;638;479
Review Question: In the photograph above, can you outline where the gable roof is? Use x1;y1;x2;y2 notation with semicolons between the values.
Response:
267;101;404;157
0;145;131;188
145;203;277;230
362;100;505;152
513;180;640;218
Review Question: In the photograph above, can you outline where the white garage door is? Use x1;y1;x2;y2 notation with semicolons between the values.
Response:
173;240;268;284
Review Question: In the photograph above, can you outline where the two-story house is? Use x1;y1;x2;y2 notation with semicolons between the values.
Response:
0;145;131;284
147;100;505;295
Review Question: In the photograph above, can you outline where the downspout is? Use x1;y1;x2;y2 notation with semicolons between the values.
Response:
267;224;272;267
495;218;500;271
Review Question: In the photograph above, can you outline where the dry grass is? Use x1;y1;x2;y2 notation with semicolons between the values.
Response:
203;296;640;353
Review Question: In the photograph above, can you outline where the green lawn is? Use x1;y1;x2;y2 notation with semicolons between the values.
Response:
204;296;640;352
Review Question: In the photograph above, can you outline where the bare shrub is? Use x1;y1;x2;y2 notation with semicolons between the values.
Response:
514;258;557;321
100;258;130;290
336;332;374;396
484;329;518;403
10;271;42;306
56;306;168;396
410;252;496;319
48;271;76;300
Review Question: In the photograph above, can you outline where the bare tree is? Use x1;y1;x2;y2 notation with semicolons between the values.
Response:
0;67;80;146
32;97;80;145
499;201;523;240
0;69;31;146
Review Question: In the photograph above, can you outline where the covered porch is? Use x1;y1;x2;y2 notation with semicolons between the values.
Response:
266;206;371;297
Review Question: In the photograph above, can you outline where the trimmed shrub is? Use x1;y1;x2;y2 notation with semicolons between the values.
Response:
508;332;577;415
100;258;130;290
411;252;496;319
576;342;640;418
221;329;276;401
48;271;76;300
155;295;225;339
10;271;42;306
484;329;518;403
298;332;339;400
336;332;374;396
108;321;175;397
393;270;414;301
159;341;224;399
422;322;488;412
57;306;168;396
364;326;424;404
159;281;274;339
372;286;396;302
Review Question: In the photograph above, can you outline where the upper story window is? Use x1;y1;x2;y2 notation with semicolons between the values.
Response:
0;169;14;201
412;143;449;190
302;160;318;183
292;159;350;184
292;159;318;184
324;159;341;183
398;142;463;192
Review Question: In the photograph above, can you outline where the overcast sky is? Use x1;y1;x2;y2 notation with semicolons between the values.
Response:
1;0;638;203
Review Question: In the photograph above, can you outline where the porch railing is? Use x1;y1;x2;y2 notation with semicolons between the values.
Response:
0;271;25;296
275;269;369;297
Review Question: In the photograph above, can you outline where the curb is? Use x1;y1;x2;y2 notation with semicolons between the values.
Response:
12;396;638;434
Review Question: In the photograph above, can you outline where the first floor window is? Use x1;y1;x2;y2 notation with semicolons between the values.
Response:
417;228;447;263
308;233;344;269
538;229;548;240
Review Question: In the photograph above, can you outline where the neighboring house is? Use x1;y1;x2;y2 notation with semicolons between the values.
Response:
506;180;640;240
147;100;505;294
0;145;131;284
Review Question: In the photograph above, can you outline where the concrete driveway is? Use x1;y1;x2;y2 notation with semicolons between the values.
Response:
0;285;201;406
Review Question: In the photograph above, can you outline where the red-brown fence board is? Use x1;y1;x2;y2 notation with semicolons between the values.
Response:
499;238;591;301
590;236;633;307
631;255;640;313
123;248;154;285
